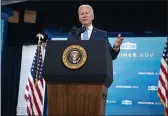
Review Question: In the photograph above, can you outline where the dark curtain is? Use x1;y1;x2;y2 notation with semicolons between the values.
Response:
1;44;22;116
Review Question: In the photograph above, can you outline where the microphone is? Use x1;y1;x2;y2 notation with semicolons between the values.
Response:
77;27;86;34
71;26;86;40
71;26;77;35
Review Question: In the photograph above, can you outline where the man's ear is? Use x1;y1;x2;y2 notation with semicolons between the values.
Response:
79;17;82;24
92;15;94;20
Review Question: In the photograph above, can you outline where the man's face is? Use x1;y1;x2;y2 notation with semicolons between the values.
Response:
78;7;94;26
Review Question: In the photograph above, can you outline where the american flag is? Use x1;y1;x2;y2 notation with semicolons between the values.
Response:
158;40;168;115
24;44;47;116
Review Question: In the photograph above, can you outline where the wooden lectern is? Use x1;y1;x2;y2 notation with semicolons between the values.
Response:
42;40;113;115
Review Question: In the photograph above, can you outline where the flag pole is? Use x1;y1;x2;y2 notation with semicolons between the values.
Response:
35;33;44;87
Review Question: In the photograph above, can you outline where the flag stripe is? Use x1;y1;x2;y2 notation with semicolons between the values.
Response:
161;63;168;81
159;75;168;99
165;108;168;116
158;84;166;106
161;57;168;72
28;77;41;115
159;74;167;92
25;89;35;115
38;80;44;102
28;94;34;115
35;81;43;104
160;68;167;89
27;106;31;116
40;78;44;88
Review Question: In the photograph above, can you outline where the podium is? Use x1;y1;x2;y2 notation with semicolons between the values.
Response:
42;40;113;115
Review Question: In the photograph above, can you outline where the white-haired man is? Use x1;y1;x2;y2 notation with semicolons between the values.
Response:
68;4;123;60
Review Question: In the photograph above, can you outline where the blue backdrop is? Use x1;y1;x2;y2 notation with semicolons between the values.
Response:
106;37;167;115
51;36;167;115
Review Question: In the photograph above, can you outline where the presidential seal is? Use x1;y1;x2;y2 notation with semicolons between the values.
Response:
62;45;87;69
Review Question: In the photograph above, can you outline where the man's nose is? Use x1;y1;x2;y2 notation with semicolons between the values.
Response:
83;15;87;18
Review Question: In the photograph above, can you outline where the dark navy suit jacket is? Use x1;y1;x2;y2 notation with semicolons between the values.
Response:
67;27;120;60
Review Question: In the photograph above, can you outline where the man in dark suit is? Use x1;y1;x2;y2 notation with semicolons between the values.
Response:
68;4;123;60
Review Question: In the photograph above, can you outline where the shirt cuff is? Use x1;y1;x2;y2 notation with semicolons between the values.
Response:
113;47;120;52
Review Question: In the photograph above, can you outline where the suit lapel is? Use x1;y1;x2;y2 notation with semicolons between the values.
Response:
89;28;97;40
79;35;81;40
76;33;81;40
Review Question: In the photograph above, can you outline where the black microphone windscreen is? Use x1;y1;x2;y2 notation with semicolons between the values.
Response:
79;27;86;33
72;26;77;31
